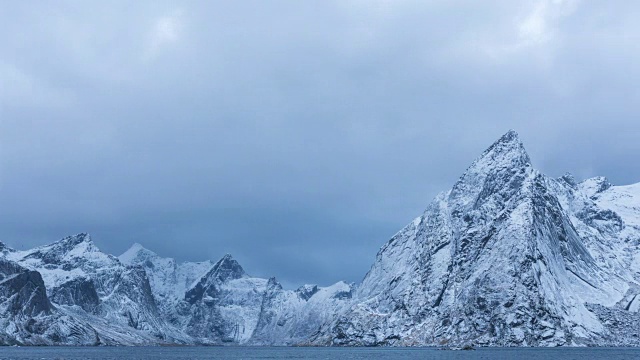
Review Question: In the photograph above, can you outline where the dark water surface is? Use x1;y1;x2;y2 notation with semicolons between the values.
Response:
0;347;639;360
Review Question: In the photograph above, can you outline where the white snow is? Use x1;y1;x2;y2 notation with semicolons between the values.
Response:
2;130;640;347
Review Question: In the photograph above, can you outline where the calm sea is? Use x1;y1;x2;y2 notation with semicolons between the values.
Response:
0;347;638;360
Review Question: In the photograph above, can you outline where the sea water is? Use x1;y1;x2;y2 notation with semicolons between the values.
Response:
0;346;639;360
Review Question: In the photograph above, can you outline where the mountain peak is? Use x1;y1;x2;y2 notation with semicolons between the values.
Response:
449;130;531;209
499;129;519;142
578;176;612;198
184;254;247;304
296;284;319;301
480;130;530;165
471;130;531;172
127;242;151;254
60;233;92;245
0;241;17;255
460;130;531;179
560;172;577;187
209;254;246;282
119;242;158;265
50;233;95;253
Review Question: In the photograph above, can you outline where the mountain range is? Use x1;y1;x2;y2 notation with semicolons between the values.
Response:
1;130;639;346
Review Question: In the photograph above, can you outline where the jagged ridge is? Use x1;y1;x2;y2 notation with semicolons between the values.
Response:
311;130;640;346
1;130;639;346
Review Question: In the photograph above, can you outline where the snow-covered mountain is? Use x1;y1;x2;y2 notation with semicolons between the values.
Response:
1;234;194;345
0;234;353;345
1;130;639;346
311;130;640;346
118;244;353;345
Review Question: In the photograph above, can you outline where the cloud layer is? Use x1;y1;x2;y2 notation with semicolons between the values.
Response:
2;1;640;287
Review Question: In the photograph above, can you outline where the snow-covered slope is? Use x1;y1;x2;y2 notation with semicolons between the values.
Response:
249;280;354;345
8;235;167;334
1;234;191;345
310;130;640;347
118;243;213;327
1;130;639;346
119;245;354;345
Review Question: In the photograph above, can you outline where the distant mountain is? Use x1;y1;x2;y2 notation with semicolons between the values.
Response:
0;234;352;345
1;130;639;346
119;244;353;345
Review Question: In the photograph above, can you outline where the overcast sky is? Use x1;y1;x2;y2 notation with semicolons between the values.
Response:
1;1;639;288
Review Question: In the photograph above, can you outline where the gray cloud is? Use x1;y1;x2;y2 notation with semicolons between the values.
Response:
1;0;640;287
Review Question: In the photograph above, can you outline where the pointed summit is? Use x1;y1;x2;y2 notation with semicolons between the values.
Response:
129;242;145;251
59;233;93;246
497;129;520;143
184;254;247;304
210;254;246;282
449;130;532;210
560;172;577;187
0;241;16;255
44;233;97;255
119;242;159;265
578;176;612;198
219;253;234;262
0;241;12;255
477;129;530;167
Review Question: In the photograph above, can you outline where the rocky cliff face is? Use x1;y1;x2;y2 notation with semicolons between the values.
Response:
1;234;190;345
119;246;353;345
311;130;640;347
0;257;99;345
1;130;639;346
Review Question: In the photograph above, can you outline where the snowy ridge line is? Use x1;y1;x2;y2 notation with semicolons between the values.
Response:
0;233;354;345
1;130;640;346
